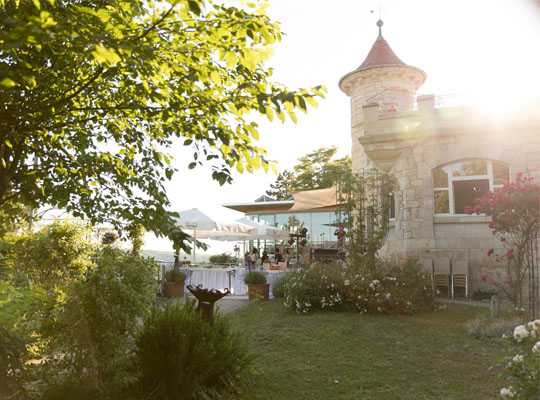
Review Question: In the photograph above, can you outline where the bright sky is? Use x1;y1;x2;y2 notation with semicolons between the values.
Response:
144;0;540;256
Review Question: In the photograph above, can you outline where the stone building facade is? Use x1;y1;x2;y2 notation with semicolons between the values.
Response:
339;20;540;290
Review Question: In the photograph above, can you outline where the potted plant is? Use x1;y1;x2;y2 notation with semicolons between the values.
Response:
244;271;270;300
163;269;187;297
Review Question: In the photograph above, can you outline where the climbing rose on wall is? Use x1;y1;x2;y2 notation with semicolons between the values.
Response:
467;173;540;308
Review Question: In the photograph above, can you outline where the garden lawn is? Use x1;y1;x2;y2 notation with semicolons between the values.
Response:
231;301;501;400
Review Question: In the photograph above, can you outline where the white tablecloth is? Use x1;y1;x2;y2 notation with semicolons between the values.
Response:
187;267;246;294
185;267;288;296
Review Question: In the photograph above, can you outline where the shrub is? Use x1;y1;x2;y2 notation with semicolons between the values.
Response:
345;258;433;315
165;269;187;283
36;248;158;399
271;272;292;299
0;220;93;290
209;252;237;264
244;271;267;285
472;289;498;301
282;259;433;315
136;300;254;399
284;262;345;313
495;320;540;399
466;315;524;342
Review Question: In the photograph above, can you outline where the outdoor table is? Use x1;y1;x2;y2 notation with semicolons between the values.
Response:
187;267;245;294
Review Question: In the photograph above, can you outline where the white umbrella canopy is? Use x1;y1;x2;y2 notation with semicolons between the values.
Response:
174;209;257;262
235;218;290;240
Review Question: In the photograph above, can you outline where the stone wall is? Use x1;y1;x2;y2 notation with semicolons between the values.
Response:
372;101;540;293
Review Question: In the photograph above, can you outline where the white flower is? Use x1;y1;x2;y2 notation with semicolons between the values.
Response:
500;387;515;399
532;341;540;355
344;280;350;286
512;354;524;363
385;293;391;300
502;334;508;340
514;325;529;342
531;319;540;332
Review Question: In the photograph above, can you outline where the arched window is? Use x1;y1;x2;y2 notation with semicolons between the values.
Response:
432;160;509;215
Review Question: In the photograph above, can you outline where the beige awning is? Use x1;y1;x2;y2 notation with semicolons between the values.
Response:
288;187;339;212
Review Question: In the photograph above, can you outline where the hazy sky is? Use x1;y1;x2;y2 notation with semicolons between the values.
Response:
143;0;540;256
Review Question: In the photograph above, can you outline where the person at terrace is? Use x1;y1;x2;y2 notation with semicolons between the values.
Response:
282;249;290;263
249;248;259;271
275;248;283;263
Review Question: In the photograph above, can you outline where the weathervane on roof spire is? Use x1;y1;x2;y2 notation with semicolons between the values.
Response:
377;4;383;37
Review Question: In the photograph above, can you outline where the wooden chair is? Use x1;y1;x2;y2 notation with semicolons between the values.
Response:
451;260;469;299
420;259;434;293
433;258;450;298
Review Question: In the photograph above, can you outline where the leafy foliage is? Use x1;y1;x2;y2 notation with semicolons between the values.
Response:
0;280;48;395
209;252;237;264
495;321;540;399
338;169;396;272
270;271;291;298
244;271;267;284
126;223;145;255
284;262;344;313
467;173;540;310
292;147;351;191
283;259;433;315
164;268;187;283
0;0;325;251
265;146;351;200
465;314;524;343
35;248;158;399
266;170;295;200
135;300;254;400
0;220;93;290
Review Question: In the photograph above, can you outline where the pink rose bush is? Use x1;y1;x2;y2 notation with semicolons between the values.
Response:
467;173;540;307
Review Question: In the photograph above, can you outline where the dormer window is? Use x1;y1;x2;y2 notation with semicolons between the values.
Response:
432;160;509;215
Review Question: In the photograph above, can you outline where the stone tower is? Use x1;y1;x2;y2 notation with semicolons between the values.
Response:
339;20;426;172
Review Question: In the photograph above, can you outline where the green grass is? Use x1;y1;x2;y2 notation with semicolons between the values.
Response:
230;301;501;400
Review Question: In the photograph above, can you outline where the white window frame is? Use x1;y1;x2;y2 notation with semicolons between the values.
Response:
432;159;508;216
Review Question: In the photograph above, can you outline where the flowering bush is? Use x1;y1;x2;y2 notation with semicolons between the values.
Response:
284;263;344;313
495;320;540;399
283;259;433;315
344;258;433;315
466;173;540;308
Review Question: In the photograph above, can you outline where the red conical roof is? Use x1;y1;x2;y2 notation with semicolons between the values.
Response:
358;34;406;69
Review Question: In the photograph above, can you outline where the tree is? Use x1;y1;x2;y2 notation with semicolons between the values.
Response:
0;0;325;252
293;147;351;191
265;147;351;199
266;170;294;200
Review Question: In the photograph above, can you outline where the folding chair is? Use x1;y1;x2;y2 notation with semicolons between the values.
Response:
420;259;434;293
451;260;469;299
433;258;450;298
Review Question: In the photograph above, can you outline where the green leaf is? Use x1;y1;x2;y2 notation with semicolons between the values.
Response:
0;78;16;88
91;45;121;65
225;52;237;68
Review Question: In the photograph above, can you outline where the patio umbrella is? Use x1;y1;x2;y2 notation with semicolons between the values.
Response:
235;218;291;240
174;209;256;262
